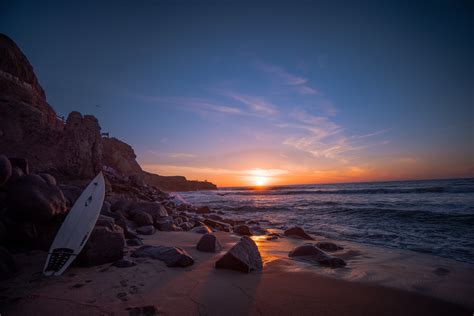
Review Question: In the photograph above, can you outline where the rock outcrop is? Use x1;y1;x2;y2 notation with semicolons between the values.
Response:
0;33;217;191
215;236;262;273
132;245;194;267
78;220;125;266
284;226;315;240
289;244;346;268
196;233;221;252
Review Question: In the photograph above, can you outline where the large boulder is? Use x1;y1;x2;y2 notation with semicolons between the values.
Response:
78;223;125;266
284;226;315;240
0;155;12;185
316;241;343;252
131;245;194;267
133;211;154;227
126;201;168;223
234;225;253;236
196;233;221;252
215;236;262;273
0;246;19;280
190;225;212;234
204;219;232;232
136;225;155;235
289;244;346;268
5;174;67;222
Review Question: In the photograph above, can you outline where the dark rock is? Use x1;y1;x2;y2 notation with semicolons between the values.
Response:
0;155;12;185
204;219;232;232
234;225;253;236
0;246;19;280
196;206;212;214
78;224;125;266
266;236;278;241
112;258;137;268
284;226;314;240
136;225;155;235
9;157;28;175
5;174;67;222
289;244;346;268
316;241;343;252
101;201;111;214
96;215;116;231
131;245;194;267
196;233;221;252
190;225;212;234
215;236;262;273
133;211;154;227
127;238;144;247
59;184;83;206
156;221;176;232
179;222;193;231
102;137;143;180
58;112;103;179
39;173;56;186
127;201;168;223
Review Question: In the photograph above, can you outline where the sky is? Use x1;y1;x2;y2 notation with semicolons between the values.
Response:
2;0;473;187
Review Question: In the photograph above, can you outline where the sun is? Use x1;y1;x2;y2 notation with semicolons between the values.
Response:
254;176;267;186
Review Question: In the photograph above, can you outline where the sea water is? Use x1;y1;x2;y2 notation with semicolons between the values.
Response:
179;178;474;263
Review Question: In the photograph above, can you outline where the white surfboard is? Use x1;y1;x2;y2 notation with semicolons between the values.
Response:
43;172;105;276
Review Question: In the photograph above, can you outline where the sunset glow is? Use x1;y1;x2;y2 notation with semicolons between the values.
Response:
253;176;268;187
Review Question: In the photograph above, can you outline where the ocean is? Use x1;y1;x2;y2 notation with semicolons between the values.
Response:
178;178;474;264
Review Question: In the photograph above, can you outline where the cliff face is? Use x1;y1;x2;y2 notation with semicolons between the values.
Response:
143;171;217;192
0;33;216;191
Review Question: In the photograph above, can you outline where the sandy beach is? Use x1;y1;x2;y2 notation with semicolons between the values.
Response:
2;231;472;316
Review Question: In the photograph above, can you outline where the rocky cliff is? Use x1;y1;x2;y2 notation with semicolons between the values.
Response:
0;33;216;191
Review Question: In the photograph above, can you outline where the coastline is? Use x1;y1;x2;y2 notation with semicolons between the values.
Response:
2;231;472;315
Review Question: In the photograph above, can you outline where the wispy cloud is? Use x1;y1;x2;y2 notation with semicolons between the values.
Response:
142;96;243;115
280;109;389;162
220;90;278;116
256;61;319;96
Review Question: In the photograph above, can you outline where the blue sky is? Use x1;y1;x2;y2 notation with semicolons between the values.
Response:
2;0;473;185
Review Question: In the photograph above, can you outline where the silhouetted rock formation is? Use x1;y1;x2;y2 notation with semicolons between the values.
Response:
143;171;217;192
0;33;216;191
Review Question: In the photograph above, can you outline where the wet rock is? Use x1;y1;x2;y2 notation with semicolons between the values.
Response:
215;236;262;273
266;236;278;241
113;258;137;268
190;225;212;234
316;241;343;252
289;243;346;268
206;214;223;221
196;233;222;252
0;246;19;280
126;238;144;247
131;245;194;267
284;226;314;240
133;211;154;227
5;174;67;222
234;225;253;236
39;173;56;186
204;219;232;232
78;224;125;266
136;225;155;235
0;155;12;185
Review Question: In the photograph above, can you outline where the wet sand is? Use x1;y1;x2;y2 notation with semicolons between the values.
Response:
1;231;472;315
